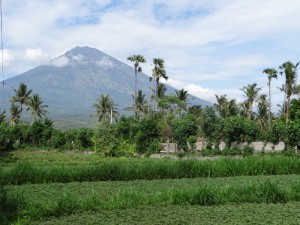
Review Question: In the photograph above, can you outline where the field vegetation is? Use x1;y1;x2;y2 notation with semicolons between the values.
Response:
1;61;300;224
1;151;300;224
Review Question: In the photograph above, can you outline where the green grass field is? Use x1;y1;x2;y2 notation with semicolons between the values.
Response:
1;150;300;224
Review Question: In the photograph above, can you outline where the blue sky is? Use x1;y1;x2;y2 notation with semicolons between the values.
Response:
1;0;300;110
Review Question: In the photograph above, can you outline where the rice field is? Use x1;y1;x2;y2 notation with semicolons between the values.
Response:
1;150;300;224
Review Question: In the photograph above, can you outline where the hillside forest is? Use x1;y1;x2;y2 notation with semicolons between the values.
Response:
0;58;300;156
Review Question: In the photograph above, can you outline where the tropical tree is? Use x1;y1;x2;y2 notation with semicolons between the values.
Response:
151;58;168;111
9;103;21;125
156;83;167;100
10;83;32;117
0;110;5;123
256;94;269;131
127;55;146;117
175;89;188;102
135;89;149;117
240;83;261;119
27;93;48;121
93;94;117;123
175;89;188;114
215;95;238;119
279;61;300;124
290;98;300;120
263;68;278;127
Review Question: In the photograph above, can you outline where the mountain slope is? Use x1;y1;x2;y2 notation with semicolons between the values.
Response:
2;46;211;127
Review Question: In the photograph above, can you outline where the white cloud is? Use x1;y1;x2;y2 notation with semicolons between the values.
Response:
166;78;216;102
1;0;300;102
185;83;216;102
24;48;49;63
50;56;69;67
97;56;113;69
71;54;85;62
0;49;15;66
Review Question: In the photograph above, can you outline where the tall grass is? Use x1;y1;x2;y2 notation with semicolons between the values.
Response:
3;180;299;224
1;156;300;185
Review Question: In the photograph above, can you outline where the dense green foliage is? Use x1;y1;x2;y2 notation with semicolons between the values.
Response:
223;116;259;144
172;115;198;150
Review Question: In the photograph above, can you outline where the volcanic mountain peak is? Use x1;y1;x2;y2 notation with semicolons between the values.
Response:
50;46;115;69
2;46;212;128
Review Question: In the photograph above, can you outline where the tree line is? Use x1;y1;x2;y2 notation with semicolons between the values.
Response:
0;58;299;156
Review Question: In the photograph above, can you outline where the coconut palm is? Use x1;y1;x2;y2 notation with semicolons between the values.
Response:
127;55;146;117
9;103;21;125
93;94;117;123
215;95;238;119
10;83;32;117
175;89;188;114
215;95;227;119
263;68;278;127
240;83;261;119
151;58;168;111
279;61;300;124
156;83;167;100
27;93;48;121
256;94;269;130
175;89;188;102
135;89;149;117
0;110;5;123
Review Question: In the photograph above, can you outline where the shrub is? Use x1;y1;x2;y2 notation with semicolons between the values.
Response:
287;119;300;148
172;115;198;151
135;116;160;154
0;123;13;151
269;119;287;144
222;147;242;156
223;116;259;145
242;145;254;156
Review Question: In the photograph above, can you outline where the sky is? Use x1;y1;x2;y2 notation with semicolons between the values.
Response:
1;0;300;111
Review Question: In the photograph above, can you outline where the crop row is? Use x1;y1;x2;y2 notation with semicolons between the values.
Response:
1;156;300;184
30;203;300;225
2;180;300;224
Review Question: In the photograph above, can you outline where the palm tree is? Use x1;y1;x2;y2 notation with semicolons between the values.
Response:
152;58;168;111
256;94;269;130
240;83;261;119
135;89;149;117
175;89;188;114
10;83;32;117
263;68;278;127
239;101;250;118
215;95;238;119
215;95;227;119
0;110;5;123
127;55;146;118
156;83;167;100
27;93;48;121
279;61;300;124
9;103;21;125
175;89;188;102
93;94;117;123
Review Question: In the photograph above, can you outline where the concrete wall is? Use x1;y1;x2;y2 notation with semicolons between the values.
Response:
193;141;286;153
161;141;286;153
161;143;177;153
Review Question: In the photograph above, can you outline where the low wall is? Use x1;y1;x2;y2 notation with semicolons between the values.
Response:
161;141;287;153
198;141;286;153
161;143;177;153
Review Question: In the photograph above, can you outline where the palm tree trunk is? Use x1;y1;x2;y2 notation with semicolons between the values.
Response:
268;80;271;128
134;67;137;119
286;96;290;124
154;81;158;112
